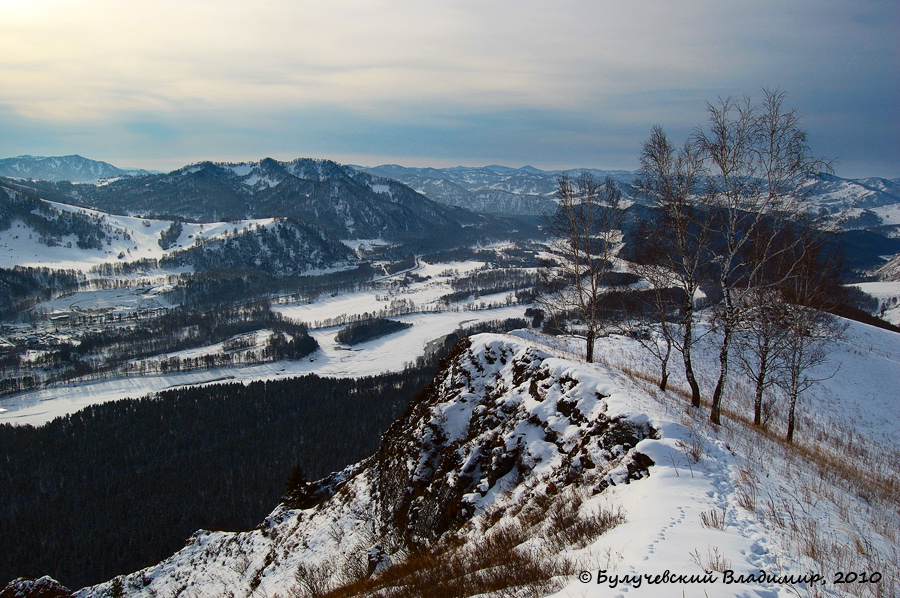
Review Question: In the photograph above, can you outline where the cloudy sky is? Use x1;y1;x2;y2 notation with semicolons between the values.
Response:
1;0;897;177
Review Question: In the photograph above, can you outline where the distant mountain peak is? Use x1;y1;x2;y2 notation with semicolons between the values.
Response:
0;155;154;182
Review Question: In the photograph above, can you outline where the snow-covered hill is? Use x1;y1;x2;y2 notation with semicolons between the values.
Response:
1;177;357;274
372;172;556;216
2;158;495;249
0;155;152;182
358;164;634;216
66;326;898;598
0;193;278;273
804;173;900;212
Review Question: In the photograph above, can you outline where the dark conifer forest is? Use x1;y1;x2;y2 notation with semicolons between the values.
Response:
334;317;413;345
0;366;436;590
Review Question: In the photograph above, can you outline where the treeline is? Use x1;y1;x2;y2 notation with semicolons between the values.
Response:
420;242;545;269
164;251;432;310
382;254;416;275
1;184;108;250
163;264;378;308
335;318;412;345
310;298;435;329
157;220;182;249
115;329;318;377
69;305;310;374
441;268;540;303
449;267;540;297
0;266;85;317
71;301;311;363
308;294;523;330
89;258;162;277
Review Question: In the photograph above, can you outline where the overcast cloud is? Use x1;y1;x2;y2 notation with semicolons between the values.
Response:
0;0;897;176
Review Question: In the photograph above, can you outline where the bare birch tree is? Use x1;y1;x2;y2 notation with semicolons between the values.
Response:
541;172;622;362
634;127;710;407
614;276;679;391
695;89;831;425
775;238;846;443
735;286;792;426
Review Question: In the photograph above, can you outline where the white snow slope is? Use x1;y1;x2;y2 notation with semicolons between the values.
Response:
0;201;275;271
75;326;899;598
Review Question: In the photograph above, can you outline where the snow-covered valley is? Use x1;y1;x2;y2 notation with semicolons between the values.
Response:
0;304;527;426
0;249;534;425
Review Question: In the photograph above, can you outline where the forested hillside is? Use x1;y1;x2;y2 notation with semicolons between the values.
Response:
0;367;433;589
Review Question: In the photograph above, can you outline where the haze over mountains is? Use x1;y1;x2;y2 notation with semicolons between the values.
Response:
4;158;457;231
356;164;634;216
4;153;900;287
4;154;899;222
0;155;156;182
0;163;503;291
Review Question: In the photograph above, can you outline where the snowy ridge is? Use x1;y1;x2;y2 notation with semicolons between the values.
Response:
802;173;900;211
74;334;659;597
0;189;279;271
357;164;900;225
69;330;899;598
357;164;578;215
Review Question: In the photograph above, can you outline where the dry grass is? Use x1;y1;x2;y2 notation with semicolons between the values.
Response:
689;546;732;573
283;482;627;598
302;523;568;598
699;508;727;530
676;435;705;464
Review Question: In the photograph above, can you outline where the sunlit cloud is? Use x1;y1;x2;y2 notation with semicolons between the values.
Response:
0;0;896;176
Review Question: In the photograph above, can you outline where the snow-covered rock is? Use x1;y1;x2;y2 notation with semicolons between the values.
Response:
75;334;661;597
0;576;72;598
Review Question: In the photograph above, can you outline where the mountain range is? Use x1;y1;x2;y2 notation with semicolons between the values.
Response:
356;164;637;216
3;154;900;276
4;154;900;223
1;158;533;260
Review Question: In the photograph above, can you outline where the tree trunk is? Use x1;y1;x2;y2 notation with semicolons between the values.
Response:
711;317;734;425
786;378;799;443
753;349;769;426
683;349;701;407
585;328;595;363
753;381;765;427
659;343;671;391
683;317;701;407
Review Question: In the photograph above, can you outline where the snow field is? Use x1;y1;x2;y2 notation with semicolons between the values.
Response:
272;259;489;326
0;206;277;270
849;281;900;325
